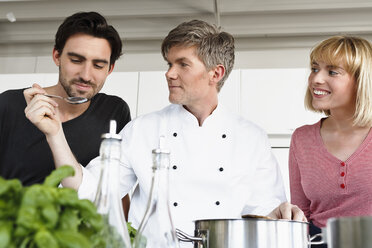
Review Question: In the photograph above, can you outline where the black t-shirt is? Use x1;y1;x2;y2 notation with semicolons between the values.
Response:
0;88;131;185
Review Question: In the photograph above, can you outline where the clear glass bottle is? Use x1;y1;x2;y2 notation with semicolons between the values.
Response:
94;120;132;248
133;136;179;248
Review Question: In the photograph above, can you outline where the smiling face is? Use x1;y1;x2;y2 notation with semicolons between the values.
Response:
165;45;218;109
308;60;357;114
53;33;114;99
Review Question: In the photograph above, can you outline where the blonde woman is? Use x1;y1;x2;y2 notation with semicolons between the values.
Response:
289;36;372;247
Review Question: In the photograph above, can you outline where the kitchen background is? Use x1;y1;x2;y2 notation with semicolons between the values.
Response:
1;0;372;200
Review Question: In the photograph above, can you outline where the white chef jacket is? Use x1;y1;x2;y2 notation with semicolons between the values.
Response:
79;103;286;247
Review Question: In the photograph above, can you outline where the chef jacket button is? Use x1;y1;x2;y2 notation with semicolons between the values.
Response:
340;162;345;166
222;134;226;139
215;201;220;206
340;172;345;177
173;202;178;207
173;132;177;137
340;183;345;189
219;167;224;172
173;165;177;170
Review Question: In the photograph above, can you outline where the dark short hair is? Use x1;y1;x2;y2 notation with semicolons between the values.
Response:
161;19;235;92
54;11;122;68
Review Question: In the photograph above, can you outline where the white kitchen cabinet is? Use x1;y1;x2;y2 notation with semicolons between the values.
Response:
0;73;55;93
0;57;37;74
40;73;58;85
101;72;139;119
218;69;241;115
240;68;323;135
136;71;169;116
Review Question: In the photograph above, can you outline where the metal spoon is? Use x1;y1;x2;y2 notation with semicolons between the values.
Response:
44;94;88;104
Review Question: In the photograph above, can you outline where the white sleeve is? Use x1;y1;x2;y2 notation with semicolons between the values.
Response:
118;123;139;198
77;157;101;201
77;144;138;201
242;131;287;216
77;121;140;201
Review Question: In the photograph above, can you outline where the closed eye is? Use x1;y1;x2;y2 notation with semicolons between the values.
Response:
71;58;82;63
94;64;104;69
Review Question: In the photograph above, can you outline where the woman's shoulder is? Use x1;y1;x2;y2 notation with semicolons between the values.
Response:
294;120;321;135
291;120;323;145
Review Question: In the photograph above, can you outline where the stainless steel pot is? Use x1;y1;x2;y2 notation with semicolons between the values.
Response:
176;218;322;248
314;216;372;248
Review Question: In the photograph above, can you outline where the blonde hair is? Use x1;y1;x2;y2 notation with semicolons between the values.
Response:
305;35;372;127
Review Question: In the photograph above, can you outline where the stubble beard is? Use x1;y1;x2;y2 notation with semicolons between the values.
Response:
58;67;98;99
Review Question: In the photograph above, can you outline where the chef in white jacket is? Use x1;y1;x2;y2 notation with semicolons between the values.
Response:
24;19;306;247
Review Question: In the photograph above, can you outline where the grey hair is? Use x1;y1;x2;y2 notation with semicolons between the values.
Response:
161;19;235;92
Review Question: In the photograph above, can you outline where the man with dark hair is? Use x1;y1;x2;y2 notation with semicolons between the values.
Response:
25;19;305;247
0;12;131;191
54;11;122;68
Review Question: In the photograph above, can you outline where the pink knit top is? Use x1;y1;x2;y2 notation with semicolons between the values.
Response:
289;119;372;228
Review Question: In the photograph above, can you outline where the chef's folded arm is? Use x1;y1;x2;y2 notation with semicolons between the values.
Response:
241;133;306;221
256;138;307;221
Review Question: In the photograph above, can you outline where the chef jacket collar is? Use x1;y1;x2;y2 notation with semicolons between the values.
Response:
175;103;225;128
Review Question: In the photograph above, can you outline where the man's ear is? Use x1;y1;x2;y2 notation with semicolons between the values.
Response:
52;48;61;66
209;64;225;86
108;63;115;75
